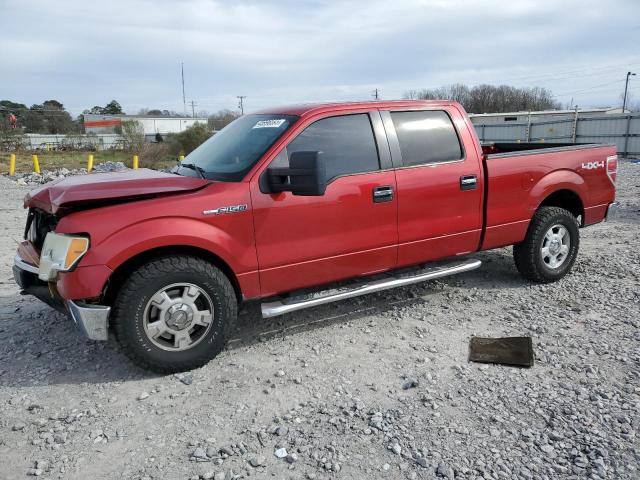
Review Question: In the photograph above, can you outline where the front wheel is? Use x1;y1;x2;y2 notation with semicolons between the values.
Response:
513;206;580;283
111;255;237;373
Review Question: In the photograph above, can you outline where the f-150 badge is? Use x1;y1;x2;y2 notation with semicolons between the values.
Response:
203;204;248;215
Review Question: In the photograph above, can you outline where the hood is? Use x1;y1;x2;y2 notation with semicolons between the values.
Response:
24;168;211;214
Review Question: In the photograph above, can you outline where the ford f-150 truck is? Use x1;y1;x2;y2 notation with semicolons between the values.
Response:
13;100;618;372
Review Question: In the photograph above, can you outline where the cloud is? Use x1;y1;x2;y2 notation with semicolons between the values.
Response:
1;0;638;114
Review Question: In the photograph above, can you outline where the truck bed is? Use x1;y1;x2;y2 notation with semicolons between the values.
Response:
480;142;617;251
482;142;599;156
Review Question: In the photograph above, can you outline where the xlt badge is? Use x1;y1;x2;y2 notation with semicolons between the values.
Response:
203;204;248;215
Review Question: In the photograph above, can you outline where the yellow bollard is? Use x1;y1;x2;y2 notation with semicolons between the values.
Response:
178;155;185;161
9;153;16;176
32;154;41;174
87;154;94;173
133;154;139;169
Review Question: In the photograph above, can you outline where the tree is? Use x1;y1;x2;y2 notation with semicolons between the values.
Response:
21;101;75;134
404;84;560;113
43;99;64;110
83;106;104;115
0;100;28;130
167;122;213;156
103;100;124;114
137;108;186;117
208;109;240;131
0;100;27;147
41;100;76;134
1;99;78;133
82;100;125;116
0;99;27;111
24;105;45;132
120;120;145;151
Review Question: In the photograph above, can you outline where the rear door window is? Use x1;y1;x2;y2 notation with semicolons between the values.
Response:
273;114;380;181
390;110;463;166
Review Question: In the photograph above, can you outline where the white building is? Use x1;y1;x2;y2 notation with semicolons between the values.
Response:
84;114;207;140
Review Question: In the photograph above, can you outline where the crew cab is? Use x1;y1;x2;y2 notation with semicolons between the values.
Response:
13;101;618;372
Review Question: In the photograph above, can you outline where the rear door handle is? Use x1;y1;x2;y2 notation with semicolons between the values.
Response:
460;175;477;191
373;185;394;203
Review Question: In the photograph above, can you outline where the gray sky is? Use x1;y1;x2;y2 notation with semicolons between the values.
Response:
2;0;639;116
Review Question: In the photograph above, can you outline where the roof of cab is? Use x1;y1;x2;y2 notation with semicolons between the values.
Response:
254;100;458;117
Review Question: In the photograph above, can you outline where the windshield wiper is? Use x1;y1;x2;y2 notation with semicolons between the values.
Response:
180;163;206;179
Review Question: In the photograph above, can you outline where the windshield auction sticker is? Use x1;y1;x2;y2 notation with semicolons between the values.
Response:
253;119;286;129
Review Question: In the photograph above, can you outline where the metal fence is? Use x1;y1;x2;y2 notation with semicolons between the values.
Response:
1;134;125;151
471;113;640;158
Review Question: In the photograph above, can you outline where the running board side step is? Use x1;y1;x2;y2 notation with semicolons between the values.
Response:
261;258;481;318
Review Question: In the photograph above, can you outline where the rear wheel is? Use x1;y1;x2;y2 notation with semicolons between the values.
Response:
112;255;237;373
513;206;580;283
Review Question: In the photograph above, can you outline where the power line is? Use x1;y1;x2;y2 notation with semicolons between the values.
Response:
485;60;640;85
237;96;246;115
554;79;626;97
188;100;197;118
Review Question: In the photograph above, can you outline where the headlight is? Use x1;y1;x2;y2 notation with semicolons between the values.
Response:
38;233;89;281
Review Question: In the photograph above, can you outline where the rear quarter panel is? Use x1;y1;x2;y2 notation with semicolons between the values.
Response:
482;145;616;250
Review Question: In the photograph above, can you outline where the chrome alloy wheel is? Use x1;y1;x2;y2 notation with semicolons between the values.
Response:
541;224;570;269
143;283;214;351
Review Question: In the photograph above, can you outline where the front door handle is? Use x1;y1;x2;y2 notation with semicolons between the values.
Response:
460;175;477;191
373;185;394;203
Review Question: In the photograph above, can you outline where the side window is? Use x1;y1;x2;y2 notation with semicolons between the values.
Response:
273;114;380;180
390;110;463;166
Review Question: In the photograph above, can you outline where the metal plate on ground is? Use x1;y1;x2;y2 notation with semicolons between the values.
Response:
469;336;534;367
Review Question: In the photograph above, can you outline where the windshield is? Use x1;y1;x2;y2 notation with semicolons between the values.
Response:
177;114;298;181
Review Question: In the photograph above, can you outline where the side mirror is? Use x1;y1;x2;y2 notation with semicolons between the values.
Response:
266;151;326;196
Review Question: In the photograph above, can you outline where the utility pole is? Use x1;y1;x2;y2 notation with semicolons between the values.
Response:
181;62;186;116
622;71;636;112
372;88;380;100
189;100;197;118
237;96;246;115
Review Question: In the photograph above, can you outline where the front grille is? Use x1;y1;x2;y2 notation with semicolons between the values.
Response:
25;209;58;251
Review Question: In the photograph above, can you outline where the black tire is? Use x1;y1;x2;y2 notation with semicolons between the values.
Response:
111;255;237;373
513;206;580;283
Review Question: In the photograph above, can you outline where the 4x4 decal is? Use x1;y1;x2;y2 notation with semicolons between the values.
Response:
581;161;604;170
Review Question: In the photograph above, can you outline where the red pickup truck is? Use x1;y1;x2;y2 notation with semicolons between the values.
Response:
13;100;618;372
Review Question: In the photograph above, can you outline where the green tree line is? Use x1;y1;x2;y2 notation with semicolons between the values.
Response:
1;98;240;135
404;84;561;113
0;99;125;134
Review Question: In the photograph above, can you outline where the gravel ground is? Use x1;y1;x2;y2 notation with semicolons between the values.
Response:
0;162;638;480
9;162;127;186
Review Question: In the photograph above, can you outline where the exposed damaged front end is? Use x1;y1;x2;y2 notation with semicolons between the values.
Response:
13;209;111;341
13;253;109;340
14;169;212;341
15;208;64;310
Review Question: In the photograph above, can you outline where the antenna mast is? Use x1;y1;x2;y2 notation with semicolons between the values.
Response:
181;62;186;116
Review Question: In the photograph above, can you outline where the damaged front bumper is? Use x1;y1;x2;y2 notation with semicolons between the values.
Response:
13;255;110;341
